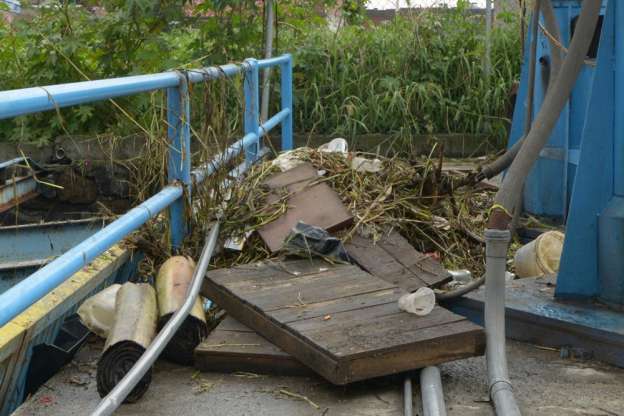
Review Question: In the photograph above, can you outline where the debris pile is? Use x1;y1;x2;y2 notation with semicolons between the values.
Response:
203;144;495;281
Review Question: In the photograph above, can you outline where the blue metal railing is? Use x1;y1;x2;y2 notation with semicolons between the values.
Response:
0;54;293;327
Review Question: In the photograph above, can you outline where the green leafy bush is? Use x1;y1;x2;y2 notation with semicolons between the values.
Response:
0;1;520;145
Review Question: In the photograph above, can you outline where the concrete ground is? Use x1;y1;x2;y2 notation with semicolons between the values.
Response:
14;338;624;416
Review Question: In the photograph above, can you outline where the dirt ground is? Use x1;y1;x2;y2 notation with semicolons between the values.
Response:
14;338;624;416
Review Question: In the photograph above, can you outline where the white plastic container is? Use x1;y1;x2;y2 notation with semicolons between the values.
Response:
514;231;564;278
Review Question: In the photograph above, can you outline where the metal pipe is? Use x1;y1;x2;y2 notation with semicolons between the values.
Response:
491;0;601;221
260;0;275;123
91;222;220;416
0;56;290;120
0;184;183;327
484;0;492;78
257;55;290;69
191;110;289;184
280;54;294;151
524;0;541;135
0;54;293;328
473;0;562;185
484;229;520;416
403;376;413;416
420;367;447;416
244;58;260;162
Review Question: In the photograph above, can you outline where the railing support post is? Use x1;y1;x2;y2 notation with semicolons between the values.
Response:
166;73;191;251
280;54;293;151
244;58;260;164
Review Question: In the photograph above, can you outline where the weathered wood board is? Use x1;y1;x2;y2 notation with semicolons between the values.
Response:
201;259;485;385
194;316;311;376
345;231;452;291
258;163;353;252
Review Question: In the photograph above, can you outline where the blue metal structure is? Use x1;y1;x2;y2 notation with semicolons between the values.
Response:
452;0;624;371
0;53;293;328
557;0;624;304
508;0;624;303
508;0;602;218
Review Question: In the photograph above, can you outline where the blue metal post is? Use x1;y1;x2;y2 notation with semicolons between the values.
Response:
280;54;293;151
166;74;191;250
243;59;260;163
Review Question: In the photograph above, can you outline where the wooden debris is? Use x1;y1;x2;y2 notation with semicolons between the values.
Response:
345;230;452;291
201;259;485;385
194;316;311;377
258;163;353;252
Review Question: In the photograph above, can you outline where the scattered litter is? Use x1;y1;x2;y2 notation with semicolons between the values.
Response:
351;156;382;173
323;315;332;321
77;284;121;339
398;287;436;316
318;138;348;156
271;149;307;171
449;270;472;284
514;231;564;278
224;231;253;252
279;388;321;409
284;222;350;262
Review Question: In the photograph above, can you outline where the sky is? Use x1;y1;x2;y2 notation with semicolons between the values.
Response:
366;0;486;10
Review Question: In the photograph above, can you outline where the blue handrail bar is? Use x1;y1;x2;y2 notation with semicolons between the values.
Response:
0;54;293;327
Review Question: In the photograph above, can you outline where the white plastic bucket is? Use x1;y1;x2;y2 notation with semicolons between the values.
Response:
514;230;564;278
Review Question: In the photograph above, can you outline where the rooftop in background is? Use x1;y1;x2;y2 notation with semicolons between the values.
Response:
366;0;485;10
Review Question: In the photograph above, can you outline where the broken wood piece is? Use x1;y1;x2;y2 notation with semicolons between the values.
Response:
258;163;352;252
345;230;452;291
201;259;485;385
194;316;311;376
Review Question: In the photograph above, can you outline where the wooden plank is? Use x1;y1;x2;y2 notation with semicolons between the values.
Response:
262;163;317;192
258;163;353;253
194;316;311;376
202;260;485;385
345;231;451;291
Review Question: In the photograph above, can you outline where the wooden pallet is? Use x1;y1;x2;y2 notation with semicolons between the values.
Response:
201;259;485;385
194;316;311;376
345;231;452;291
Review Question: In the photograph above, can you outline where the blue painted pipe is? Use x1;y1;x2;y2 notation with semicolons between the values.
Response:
261;108;290;133
0;73;180;120
0;54;293;327
0;185;183;327
0;57;287;120
191;132;258;184
191;110;290;184
257;55;291;69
